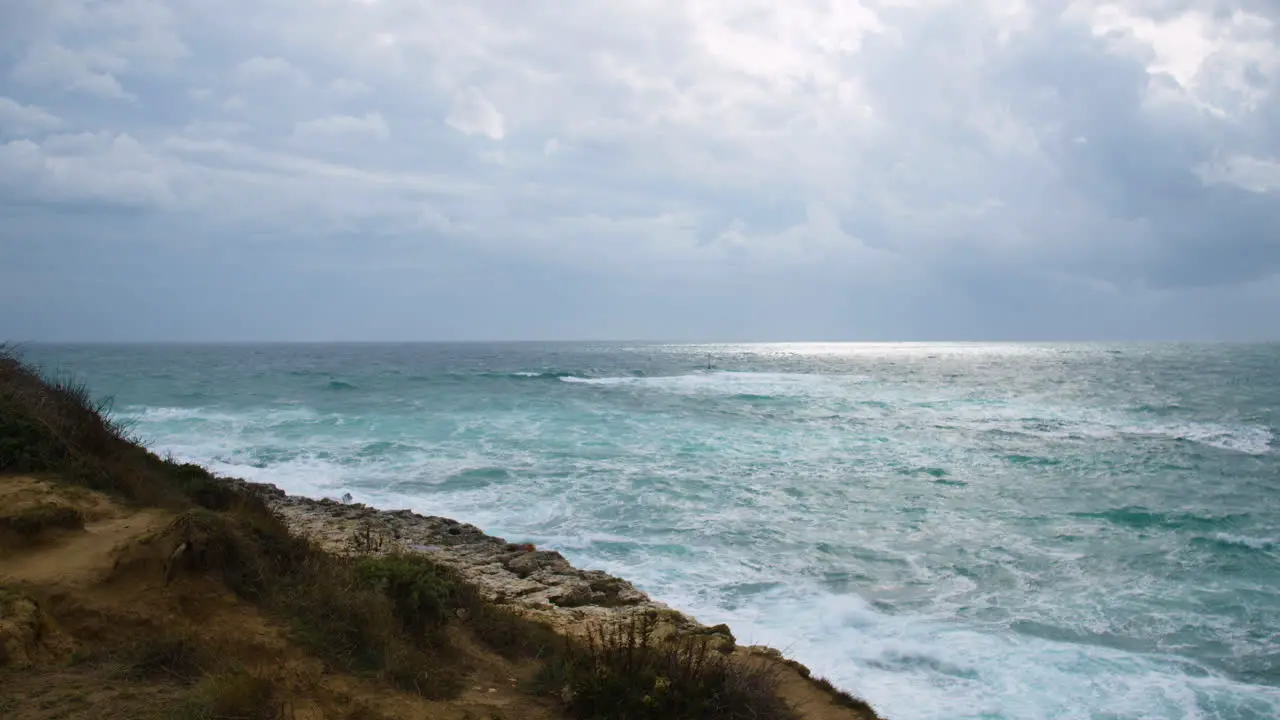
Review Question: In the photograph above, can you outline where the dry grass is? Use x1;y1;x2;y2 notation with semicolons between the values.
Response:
0;503;85;542
116;632;211;684
168;668;281;720
535;614;800;720
0;345;242;511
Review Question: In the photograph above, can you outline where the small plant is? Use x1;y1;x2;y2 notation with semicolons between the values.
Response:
346;522;388;555
170;668;280;720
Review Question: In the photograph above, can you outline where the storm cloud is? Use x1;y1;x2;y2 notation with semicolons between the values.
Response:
1;0;1277;341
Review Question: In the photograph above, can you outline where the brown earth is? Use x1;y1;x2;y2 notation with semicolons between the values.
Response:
0;476;562;720
1;475;881;720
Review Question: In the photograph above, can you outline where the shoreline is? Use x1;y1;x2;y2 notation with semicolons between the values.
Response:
247;477;739;644
229;476;884;717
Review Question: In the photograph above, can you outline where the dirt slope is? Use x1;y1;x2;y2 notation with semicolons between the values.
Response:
0;475;563;720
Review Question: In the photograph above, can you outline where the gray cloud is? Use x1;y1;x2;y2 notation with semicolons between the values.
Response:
0;96;64;134
1;0;1278;341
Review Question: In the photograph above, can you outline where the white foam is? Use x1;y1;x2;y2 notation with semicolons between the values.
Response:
116;369;1280;720
639;582;1280;720
559;371;865;399
1212;533;1278;551
141;434;1280;720
124;405;241;423
1158;423;1274;455
937;402;1274;456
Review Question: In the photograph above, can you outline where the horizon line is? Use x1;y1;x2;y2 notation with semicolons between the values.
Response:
10;339;1277;346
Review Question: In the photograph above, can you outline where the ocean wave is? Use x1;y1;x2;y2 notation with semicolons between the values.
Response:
1158;423;1274;455
124;404;323;427
326;380;358;391
980;414;1274;456
508;370;594;380
432;466;513;490
123;405;217;422
356;441;425;458
645;583;1280;720
1072;507;1248;532
1202;534;1279;552
557;371;864;397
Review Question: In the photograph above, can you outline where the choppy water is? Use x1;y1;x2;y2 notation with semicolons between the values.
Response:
21;342;1280;720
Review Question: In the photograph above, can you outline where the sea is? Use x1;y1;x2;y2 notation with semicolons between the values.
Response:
18;342;1280;720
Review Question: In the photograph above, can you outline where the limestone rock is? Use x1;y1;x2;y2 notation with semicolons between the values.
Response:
506;550;571;578
248;477;746;646
548;582;594;608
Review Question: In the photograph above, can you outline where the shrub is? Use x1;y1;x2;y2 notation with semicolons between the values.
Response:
538;615;799;720
281;555;466;699
170;668;280;720
354;554;457;641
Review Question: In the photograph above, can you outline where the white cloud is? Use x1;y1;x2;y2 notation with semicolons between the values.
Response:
234;56;312;89
1197;155;1280;194
1079;2;1280;114
328;78;371;97
446;87;505;140
292;112;390;144
0;97;64;135
0;132;175;207
181;120;250;138
11;44;135;100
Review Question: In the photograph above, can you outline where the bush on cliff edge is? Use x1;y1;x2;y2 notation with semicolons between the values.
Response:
537;614;800;720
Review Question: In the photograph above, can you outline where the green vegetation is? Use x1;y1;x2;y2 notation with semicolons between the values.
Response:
0;344;238;510
354;553;459;640
536;614;799;720
168;668;281;720
1;346;475;699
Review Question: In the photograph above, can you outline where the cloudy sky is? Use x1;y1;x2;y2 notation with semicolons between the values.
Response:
1;0;1278;341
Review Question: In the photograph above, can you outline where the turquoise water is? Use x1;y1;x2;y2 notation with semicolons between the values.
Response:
21;342;1280;720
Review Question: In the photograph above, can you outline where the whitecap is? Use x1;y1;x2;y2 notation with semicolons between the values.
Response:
1211;534;1278;551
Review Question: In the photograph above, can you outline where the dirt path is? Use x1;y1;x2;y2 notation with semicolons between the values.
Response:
0;476;172;586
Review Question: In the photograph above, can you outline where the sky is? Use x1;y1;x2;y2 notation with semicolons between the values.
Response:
1;0;1278;342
